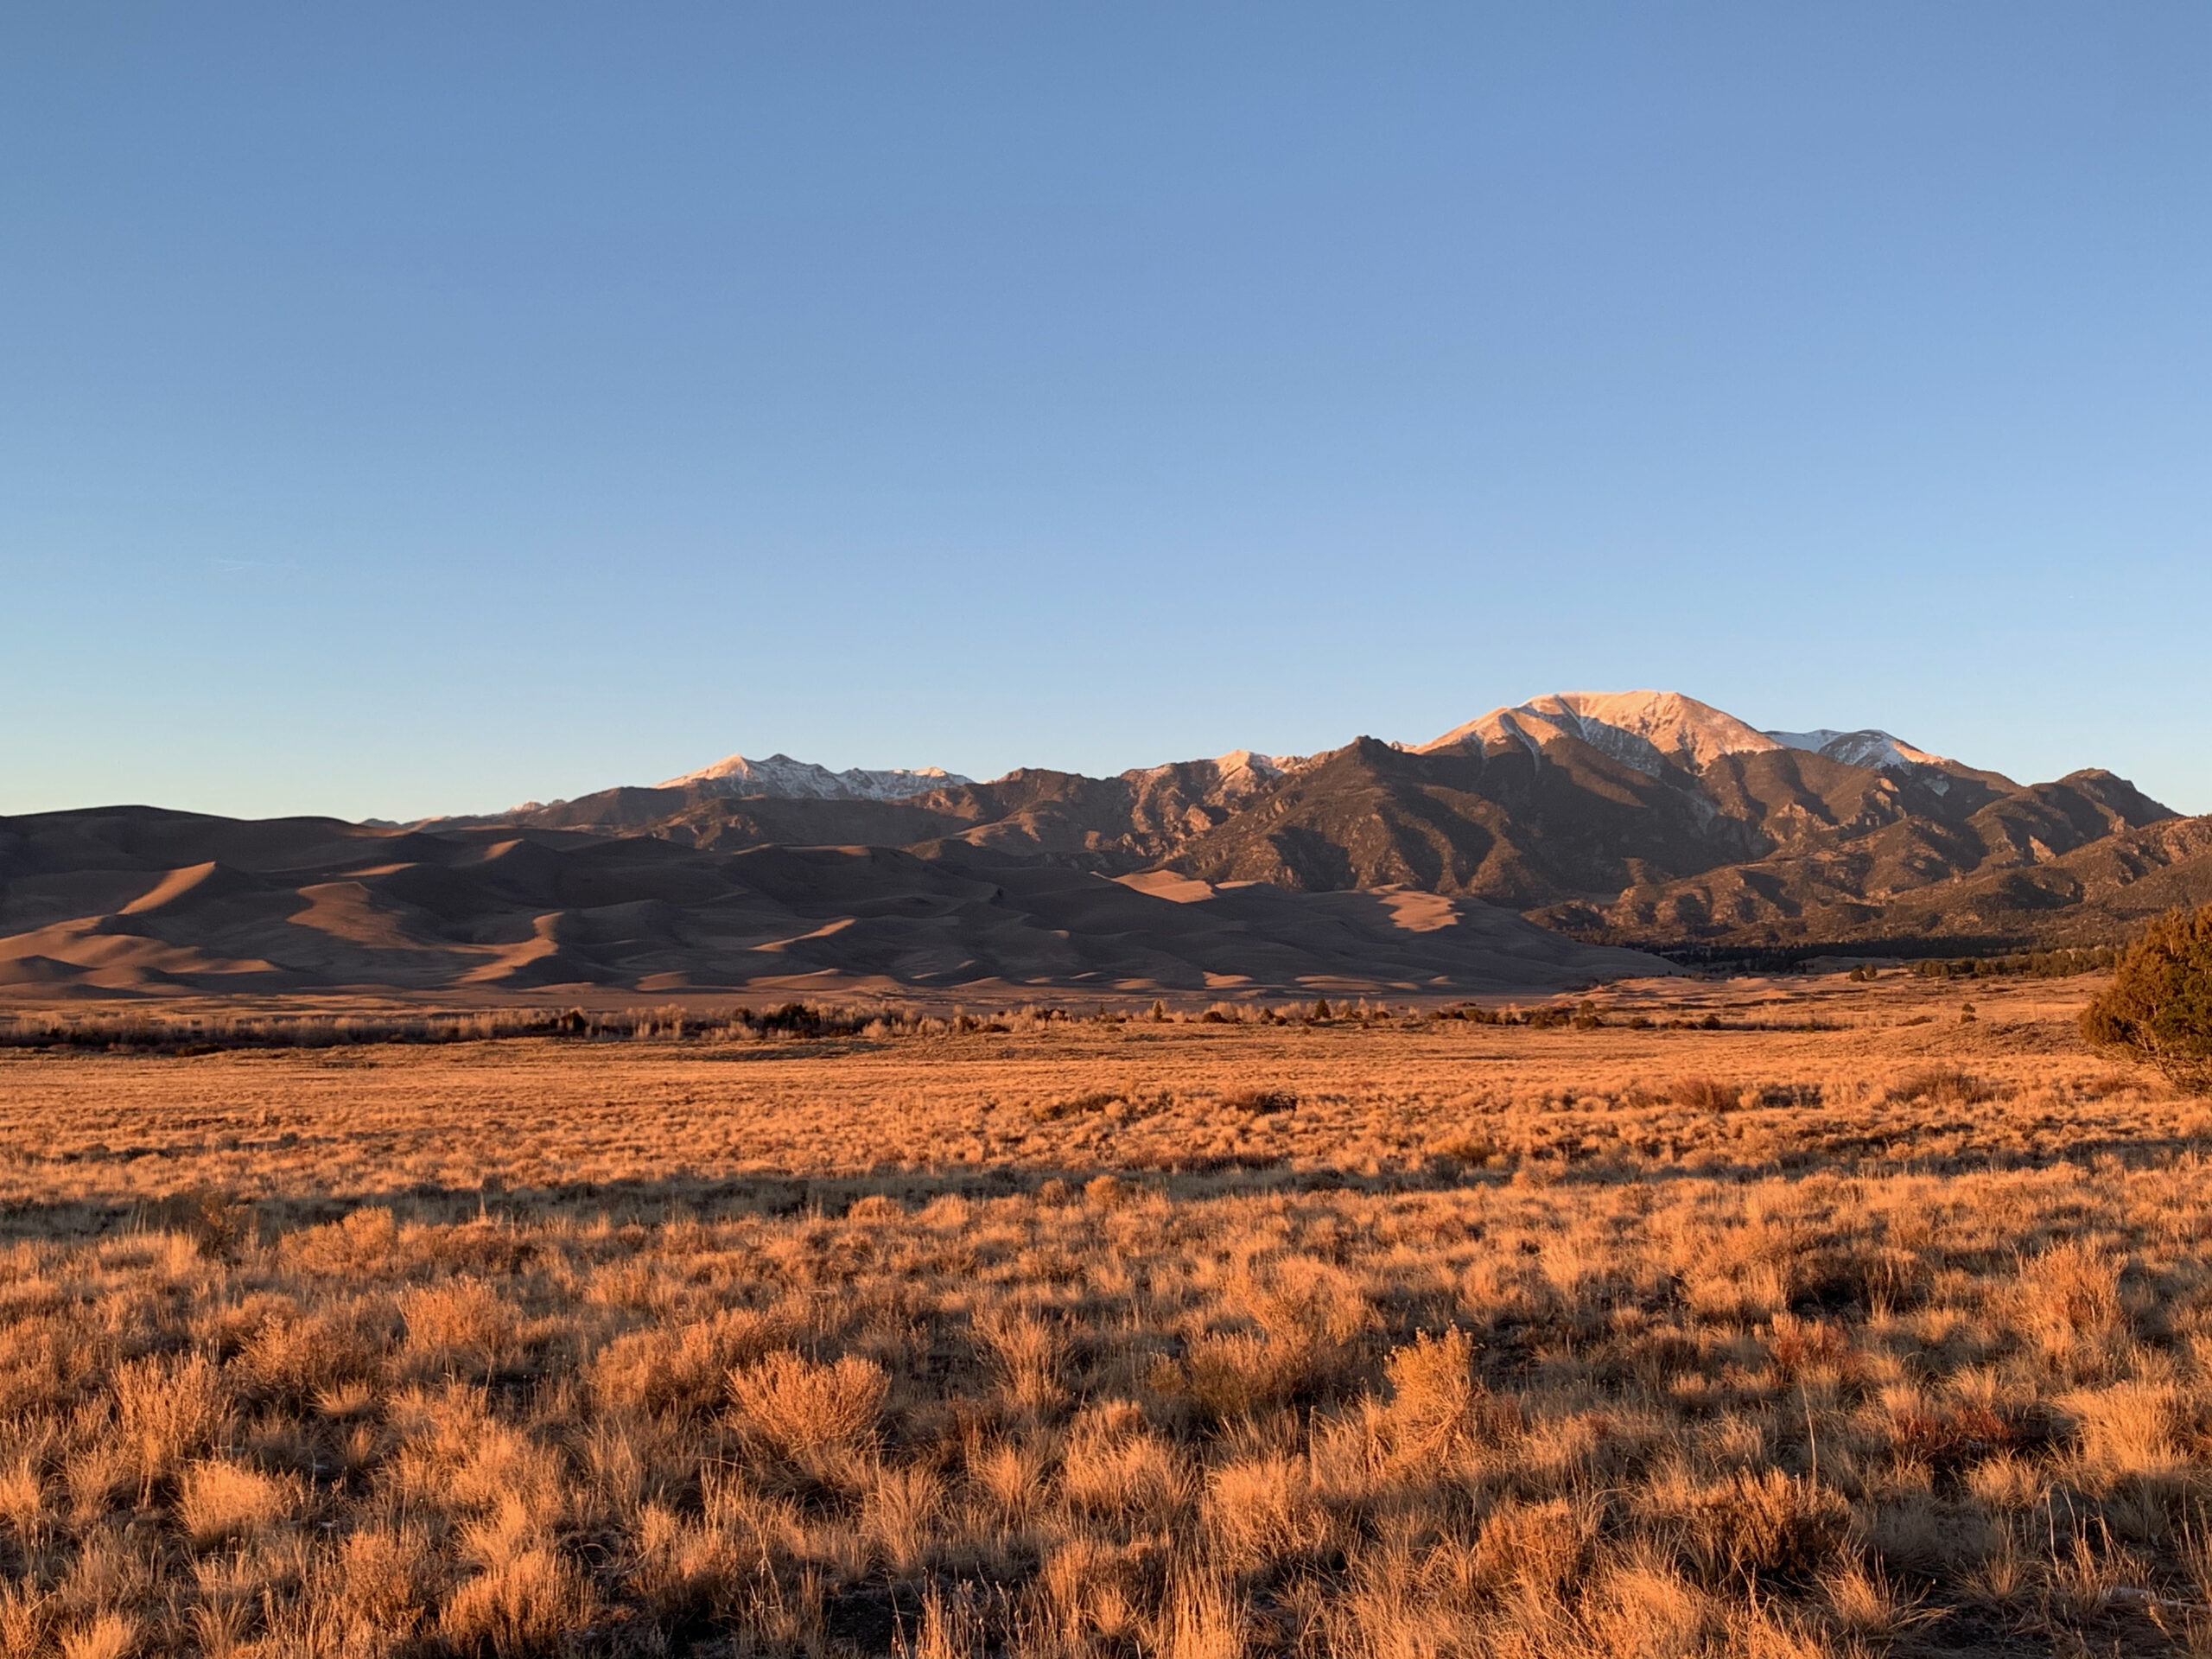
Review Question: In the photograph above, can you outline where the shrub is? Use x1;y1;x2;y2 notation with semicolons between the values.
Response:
589;1307;783;1416
140;1186;257;1262
1670;1077;1738;1112
1029;1090;1122;1122
1886;1068;2001;1107
725;1351;887;1461
400;1279;517;1375
1218;1087;1296;1114
2082;904;2212;1091
1382;1328;1478;1453
441;1499;596;1656
114;1354;230;1491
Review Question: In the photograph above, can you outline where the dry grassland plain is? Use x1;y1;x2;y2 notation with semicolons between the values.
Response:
3;973;2211;1658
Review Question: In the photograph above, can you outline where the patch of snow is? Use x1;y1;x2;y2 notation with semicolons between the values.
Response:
1763;728;1950;772
1420;692;1957;779
1421;691;1779;776
1121;749;1308;802
658;753;973;801
1205;749;1306;799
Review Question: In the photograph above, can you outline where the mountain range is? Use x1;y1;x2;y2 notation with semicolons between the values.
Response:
6;690;2204;1001
461;691;2208;953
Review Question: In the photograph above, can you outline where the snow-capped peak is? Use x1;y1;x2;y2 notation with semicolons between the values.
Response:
658;753;972;801
1421;692;1950;778
1763;728;1949;771
1421;690;1780;774
1205;749;1305;795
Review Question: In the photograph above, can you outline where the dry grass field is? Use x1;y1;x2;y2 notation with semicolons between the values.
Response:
3;971;2211;1657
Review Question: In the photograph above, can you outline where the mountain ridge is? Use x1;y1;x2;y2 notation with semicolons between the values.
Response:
655;753;976;801
581;691;1977;822
451;691;2201;952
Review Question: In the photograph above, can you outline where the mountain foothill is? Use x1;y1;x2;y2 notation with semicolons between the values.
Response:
4;692;2203;999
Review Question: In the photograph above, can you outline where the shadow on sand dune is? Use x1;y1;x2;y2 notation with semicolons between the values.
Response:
0;807;1675;1000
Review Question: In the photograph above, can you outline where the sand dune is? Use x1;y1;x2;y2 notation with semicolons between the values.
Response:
0;807;1671;999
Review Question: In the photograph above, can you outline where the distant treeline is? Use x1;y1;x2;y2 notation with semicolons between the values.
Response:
1654;939;2120;978
2;1008;569;1052
0;1002;892;1053
1906;946;2120;980
1433;999;1724;1031
0;994;1641;1052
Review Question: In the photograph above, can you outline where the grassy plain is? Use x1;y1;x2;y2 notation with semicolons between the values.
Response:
2;972;2210;1657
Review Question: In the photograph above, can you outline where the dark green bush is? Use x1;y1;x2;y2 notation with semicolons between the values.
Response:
2081;904;2212;1091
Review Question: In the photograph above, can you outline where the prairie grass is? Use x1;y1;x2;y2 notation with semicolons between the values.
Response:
0;974;2206;1654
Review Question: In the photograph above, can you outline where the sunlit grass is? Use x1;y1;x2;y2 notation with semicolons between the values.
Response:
0;975;2205;1654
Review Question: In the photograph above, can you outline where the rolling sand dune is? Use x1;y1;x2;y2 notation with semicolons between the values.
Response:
0;807;1672;999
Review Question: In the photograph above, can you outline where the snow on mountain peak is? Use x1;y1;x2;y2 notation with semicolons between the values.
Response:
1203;750;1306;803
1422;692;1948;778
1763;728;1949;771
1121;748;1310;806
1422;690;1778;773
658;753;972;801
648;700;1954;810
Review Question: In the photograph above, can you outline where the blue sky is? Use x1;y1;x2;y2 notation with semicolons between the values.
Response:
5;3;2208;819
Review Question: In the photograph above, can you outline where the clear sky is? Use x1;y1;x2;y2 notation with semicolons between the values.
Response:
5;4;2209;821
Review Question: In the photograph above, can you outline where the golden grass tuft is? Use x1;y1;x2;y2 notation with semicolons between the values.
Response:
726;1350;888;1466
113;1354;230;1494
439;1496;597;1656
174;1459;300;1551
57;1613;140;1659
589;1305;783;1417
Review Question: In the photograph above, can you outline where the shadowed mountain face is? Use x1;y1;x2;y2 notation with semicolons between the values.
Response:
1527;768;2183;946
1174;738;2189;948
18;695;2196;991
1161;735;2177;947
477;756;1305;872
466;692;2197;950
0;808;1671;999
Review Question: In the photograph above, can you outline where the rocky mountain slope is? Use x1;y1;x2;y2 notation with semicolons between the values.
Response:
1166;701;2177;949
653;753;973;801
474;751;1311;872
476;693;2202;951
